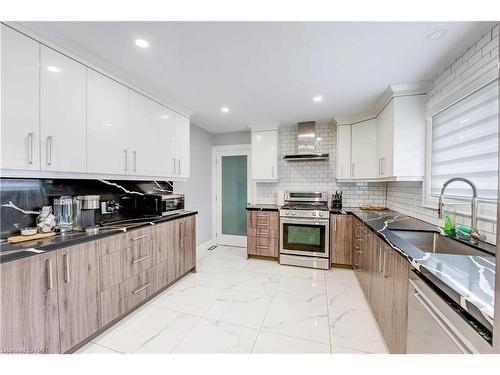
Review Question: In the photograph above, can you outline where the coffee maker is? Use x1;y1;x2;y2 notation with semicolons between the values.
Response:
73;195;100;231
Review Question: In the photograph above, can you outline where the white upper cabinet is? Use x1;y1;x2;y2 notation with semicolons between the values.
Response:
1;24;40;171
351;119;377;179
128;90;161;176
173;112;190;178
251;130;279;181
156;104;176;177
1;26;190;180
40;46;86;173
87;69;129;175
376;100;394;178
336;125;351;179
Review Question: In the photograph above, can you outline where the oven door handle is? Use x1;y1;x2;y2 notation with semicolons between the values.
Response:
281;217;329;225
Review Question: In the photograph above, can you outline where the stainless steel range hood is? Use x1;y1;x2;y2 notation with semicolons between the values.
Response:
283;121;329;161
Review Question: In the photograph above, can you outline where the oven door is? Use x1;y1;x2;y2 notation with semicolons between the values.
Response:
280;217;329;258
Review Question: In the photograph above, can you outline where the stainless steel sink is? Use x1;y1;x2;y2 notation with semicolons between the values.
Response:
391;230;488;257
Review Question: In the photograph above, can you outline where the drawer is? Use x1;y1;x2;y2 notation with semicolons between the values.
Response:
152;261;170;293
247;226;279;239
99;239;153;291
100;284;121;326
119;268;154;312
123;240;153;280
96;227;154;256
247;236;278;257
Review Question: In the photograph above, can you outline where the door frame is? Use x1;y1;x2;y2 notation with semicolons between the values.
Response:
212;144;252;247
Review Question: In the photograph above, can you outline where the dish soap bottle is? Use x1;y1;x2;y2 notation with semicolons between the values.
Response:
444;204;456;237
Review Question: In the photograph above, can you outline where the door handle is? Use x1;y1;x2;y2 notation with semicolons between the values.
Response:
46;259;53;290
124;149;128;171
378;245;383;273
132;255;150;264
383;249;389;278
271;165;274;178
172;158;176;175
351;162;355;177
382;157;385;175
178;159;181;175
47;136;53;165
133;151;137;172
28;133;34;164
63;253;70;283
378;158;382;175
334;216;337;232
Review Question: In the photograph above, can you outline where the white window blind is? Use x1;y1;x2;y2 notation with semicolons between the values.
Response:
431;80;498;200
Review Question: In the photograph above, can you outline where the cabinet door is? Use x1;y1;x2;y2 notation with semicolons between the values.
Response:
181;215;196;273
129;90;160;176
336;125;351;179
56;243;100;353
157;104;176;177
251;130;278;180
40;46;86;172
174;112;190;178
87;69;129;174
351;119;377;178
330;214;352;265
0;253;60;354
376;100;394;177
1;25;40;171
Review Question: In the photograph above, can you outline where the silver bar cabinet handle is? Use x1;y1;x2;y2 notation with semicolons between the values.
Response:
132;283;151;294
334;216;337;232
133;151;137;172
63;253;70;283
47;136;53;165
132;255;150;264
28;133;34;164
351;162;354;177
172;158;176;175
124;149;128;171
46;259;53;290
383;249;389;278
178;159;181;175
378;245;383;273
131;234;149;241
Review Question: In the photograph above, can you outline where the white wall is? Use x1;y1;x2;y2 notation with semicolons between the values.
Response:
175;124;214;247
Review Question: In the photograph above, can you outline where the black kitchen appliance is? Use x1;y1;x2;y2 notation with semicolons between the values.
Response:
331;191;342;210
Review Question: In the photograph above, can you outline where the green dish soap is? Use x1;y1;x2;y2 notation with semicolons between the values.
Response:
444;204;456;237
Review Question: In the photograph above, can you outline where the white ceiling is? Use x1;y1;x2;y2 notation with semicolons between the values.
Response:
15;21;494;133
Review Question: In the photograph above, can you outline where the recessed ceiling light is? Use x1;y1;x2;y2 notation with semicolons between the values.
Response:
104;123;113;127
316;137;323;141
313;96;323;102
47;66;60;73
135;38;149;48
160;115;169;119
221;107;229;113
425;29;448;41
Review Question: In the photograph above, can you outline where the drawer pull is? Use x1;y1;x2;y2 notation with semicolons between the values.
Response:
132;255;150;264
256;214;268;217
256;245;269;249
46;259;53;290
63;253;70;283
131;234;149;241
256;223;269;227
132;283;151;294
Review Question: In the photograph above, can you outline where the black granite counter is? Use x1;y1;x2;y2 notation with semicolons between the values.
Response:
246;204;280;212
0;210;198;264
339;207;495;341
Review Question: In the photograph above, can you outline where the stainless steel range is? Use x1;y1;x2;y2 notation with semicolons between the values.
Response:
279;191;330;270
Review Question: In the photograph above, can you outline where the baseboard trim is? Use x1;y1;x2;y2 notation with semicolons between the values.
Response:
196;238;215;253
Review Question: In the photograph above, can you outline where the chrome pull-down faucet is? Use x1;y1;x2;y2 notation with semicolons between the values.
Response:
438;177;486;243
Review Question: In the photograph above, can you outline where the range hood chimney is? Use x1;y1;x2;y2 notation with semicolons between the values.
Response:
283;121;329;161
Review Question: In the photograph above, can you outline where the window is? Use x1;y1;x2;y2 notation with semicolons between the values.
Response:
430;80;498;201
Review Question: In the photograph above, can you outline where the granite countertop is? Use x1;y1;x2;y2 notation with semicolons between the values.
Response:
246;204;280;211
0;210;198;264
344;207;496;337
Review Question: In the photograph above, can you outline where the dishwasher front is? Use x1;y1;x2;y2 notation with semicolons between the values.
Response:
406;270;491;354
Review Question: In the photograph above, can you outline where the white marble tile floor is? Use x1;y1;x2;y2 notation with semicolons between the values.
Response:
76;245;388;354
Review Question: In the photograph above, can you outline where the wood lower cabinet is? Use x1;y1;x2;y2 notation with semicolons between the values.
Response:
247;210;279;258
0;253;60;354
352;221;410;354
1;214;197;353
330;214;352;266
56;242;100;353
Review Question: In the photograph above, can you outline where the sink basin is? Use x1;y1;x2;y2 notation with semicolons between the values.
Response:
391;230;489;257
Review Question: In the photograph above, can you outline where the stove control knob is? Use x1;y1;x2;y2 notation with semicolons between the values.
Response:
318;212;323;217
285;211;290;216
292;212;296;216
312;212;317;217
